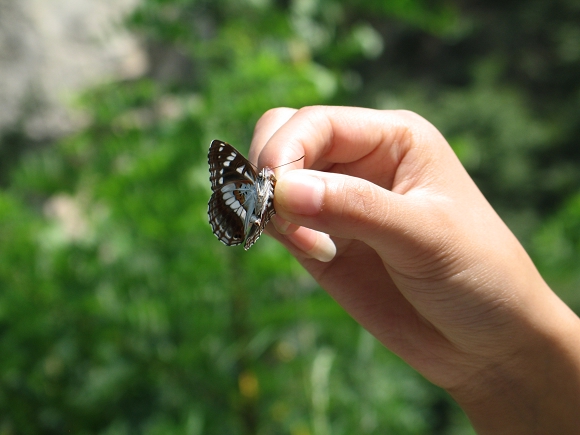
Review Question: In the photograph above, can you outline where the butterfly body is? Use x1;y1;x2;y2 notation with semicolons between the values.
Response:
208;140;276;250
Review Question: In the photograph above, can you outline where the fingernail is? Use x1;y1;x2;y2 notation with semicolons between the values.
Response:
276;171;324;215
271;214;292;234
287;227;337;262
307;234;336;262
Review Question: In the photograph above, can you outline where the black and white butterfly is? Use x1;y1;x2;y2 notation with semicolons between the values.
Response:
208;139;277;250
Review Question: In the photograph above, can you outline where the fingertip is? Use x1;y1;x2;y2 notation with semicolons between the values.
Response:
275;170;324;216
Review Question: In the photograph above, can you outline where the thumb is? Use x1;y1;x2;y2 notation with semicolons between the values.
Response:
274;169;415;250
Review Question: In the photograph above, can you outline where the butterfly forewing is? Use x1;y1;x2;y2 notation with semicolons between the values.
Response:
208;140;276;250
209;140;257;190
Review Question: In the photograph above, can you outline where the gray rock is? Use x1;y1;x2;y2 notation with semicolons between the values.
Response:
0;0;146;140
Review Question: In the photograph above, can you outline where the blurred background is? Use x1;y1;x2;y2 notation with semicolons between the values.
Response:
1;0;579;434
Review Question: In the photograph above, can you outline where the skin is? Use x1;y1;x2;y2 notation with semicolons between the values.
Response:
249;106;580;434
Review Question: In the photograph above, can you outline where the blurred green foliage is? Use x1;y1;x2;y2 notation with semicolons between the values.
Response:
1;0;579;433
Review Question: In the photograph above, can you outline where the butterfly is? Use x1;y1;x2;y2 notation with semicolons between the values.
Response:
208;139;277;250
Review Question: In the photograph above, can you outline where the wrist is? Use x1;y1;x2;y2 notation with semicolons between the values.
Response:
448;292;580;434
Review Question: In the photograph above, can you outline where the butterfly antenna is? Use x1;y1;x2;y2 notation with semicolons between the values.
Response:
272;155;305;169
249;155;305;170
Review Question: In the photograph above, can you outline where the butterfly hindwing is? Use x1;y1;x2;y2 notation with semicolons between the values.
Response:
208;187;246;246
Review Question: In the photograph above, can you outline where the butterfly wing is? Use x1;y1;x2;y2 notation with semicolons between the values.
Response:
208;140;259;247
208;184;249;246
208;140;257;191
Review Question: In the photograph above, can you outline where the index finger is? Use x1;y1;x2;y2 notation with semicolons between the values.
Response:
254;106;424;188
249;107;297;165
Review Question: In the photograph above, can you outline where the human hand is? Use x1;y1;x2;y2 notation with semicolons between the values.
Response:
250;106;580;434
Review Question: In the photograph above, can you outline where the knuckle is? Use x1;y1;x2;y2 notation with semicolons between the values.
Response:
332;178;386;232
